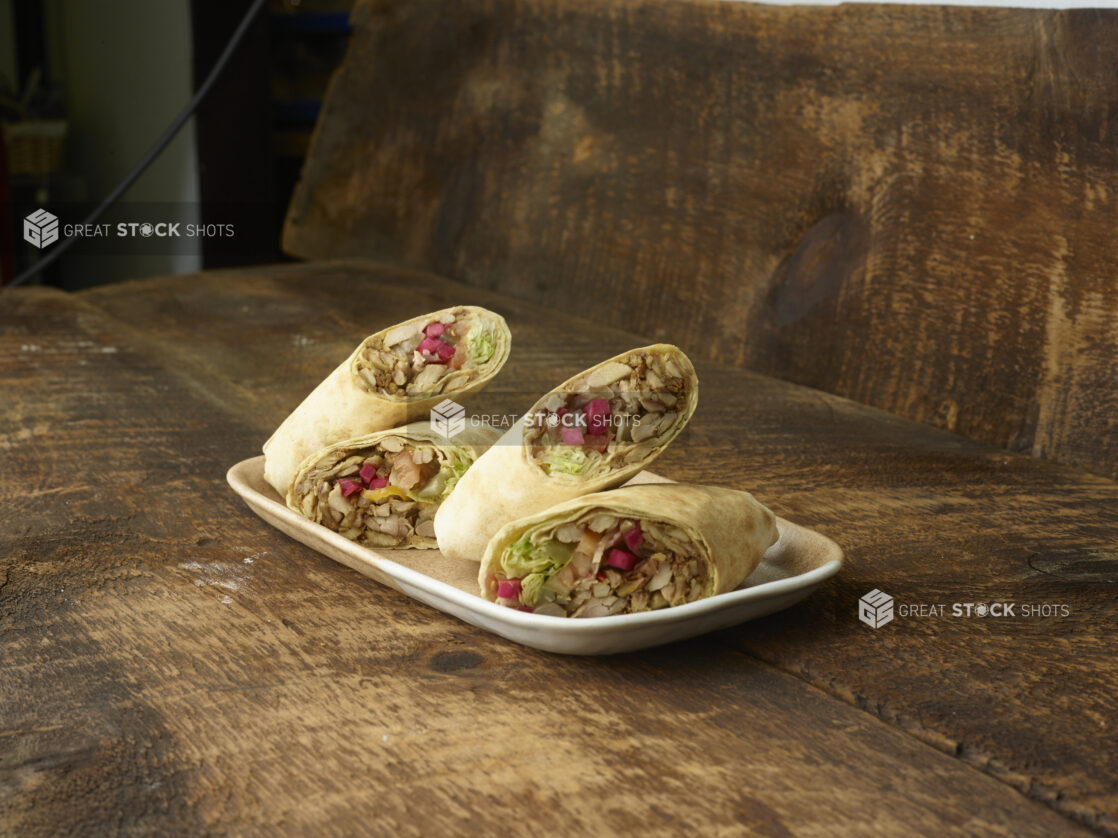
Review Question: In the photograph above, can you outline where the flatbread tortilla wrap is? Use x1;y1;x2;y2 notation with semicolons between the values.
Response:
263;305;510;496
288;422;501;549
479;483;778;617
435;344;698;561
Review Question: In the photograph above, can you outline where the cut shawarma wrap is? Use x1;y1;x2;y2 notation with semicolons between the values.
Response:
479;483;778;617
435;344;698;561
288;422;501;549
263;305;510;496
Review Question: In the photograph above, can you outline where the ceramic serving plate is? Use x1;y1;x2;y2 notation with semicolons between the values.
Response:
227;456;842;655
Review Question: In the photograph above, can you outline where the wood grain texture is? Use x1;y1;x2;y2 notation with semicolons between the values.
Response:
1;261;1116;835
283;0;1118;478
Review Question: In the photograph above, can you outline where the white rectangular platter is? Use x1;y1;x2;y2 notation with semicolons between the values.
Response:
228;456;842;655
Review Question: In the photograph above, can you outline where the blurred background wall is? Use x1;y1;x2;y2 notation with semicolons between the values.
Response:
0;0;352;289
0;1;16;93
42;0;202;287
0;0;1101;289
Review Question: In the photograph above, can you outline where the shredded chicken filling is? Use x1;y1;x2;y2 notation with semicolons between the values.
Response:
355;308;498;397
492;513;711;618
523;350;689;476
294;438;466;547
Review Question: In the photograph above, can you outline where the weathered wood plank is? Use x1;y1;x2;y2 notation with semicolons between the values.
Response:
283;0;1118;478
3;545;1092;838
83;261;1118;832
2;262;1115;834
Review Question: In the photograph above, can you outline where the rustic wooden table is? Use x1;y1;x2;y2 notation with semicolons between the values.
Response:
2;261;1115;836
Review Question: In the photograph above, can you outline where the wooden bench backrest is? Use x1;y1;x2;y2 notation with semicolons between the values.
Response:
283;0;1118;478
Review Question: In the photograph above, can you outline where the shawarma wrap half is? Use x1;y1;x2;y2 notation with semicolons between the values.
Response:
435;344;698;561
478;483;778;617
263;305;510;496
288;422;501;549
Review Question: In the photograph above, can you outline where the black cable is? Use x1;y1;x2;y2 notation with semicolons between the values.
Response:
4;0;268;289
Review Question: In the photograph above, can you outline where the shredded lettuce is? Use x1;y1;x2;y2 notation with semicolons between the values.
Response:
501;536;573;581
441;456;472;497
539;446;599;476
520;572;546;605
409;470;446;501
408;454;473;502
467;327;496;364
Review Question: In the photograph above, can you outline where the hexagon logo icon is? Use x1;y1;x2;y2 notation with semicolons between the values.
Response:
24;208;59;249
858;589;894;629
430;398;466;438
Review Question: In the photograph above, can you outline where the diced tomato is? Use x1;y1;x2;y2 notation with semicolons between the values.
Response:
435;340;456;362
338;479;363;497
585;398;611;436
418;336;443;355
607;548;637;571
560;426;585;446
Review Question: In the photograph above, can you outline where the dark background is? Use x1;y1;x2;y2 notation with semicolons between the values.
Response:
0;0;353;289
